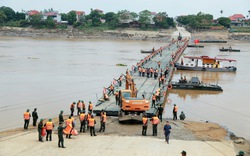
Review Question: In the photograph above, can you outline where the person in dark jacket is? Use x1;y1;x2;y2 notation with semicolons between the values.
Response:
157;104;164;122
37;118;44;142
32;108;38;126
58;122;66;148
59;110;64;123
163;121;171;144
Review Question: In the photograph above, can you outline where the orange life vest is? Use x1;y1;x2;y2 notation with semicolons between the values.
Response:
102;115;106;123
46;122;53;130
79;113;85;121
70;103;74;108
174;106;178;112
77;101;82;108
152;117;159;124
139;67;142;72
142;117;148;125
110;85;114;90
23;112;30;120
87;114;91;121
88;118;94;127
89;104;93;110
103;88;107;94
66;119;72;126
152;95;156;100
82;102;85;109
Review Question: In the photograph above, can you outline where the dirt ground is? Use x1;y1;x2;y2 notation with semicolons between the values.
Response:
1;115;249;155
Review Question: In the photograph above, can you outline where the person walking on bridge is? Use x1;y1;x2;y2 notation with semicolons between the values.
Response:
173;104;178;120
23;109;31;130
32;108;38;126
157;104;164;122
151;94;156;108
142;115;148;136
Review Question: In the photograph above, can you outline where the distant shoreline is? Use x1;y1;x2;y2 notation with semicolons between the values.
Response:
1;26;250;41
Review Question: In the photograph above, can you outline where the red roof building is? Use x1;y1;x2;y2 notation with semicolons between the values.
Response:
229;14;245;21
27;10;40;16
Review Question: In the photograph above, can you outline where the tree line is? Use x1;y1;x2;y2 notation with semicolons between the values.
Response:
0;6;175;29
177;12;231;29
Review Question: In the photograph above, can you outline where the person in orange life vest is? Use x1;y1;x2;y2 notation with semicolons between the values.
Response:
65;116;73;139
150;114;159;136
77;100;82;116
86;112;92;130
118;75;123;86
138;66;142;76
99;112;107;132
23;109;31;130
81;100;85;111
70;102;75;116
104;93;109;101
44;118;54;141
38;118;44;142
88;115;97;136
150;68;154;77
88;101;93;113
108;84;114;95
142;67;146;77
158;61;161;68
142;114;148;136
173;104;178;120
154;69;158;79
151;94;156;108
79;110;86;133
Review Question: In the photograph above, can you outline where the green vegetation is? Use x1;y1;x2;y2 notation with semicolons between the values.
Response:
0;6;175;30
177;12;229;30
230;26;250;33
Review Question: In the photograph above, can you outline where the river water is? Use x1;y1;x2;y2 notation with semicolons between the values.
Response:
0;37;249;141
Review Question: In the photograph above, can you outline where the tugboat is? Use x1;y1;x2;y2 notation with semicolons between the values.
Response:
170;77;223;91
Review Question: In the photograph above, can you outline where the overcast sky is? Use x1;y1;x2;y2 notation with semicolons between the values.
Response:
1;0;250;19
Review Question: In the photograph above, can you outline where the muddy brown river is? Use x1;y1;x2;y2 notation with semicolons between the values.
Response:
0;37;249;141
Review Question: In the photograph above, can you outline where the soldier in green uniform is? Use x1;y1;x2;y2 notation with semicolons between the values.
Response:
59;110;64;123
38;118;44;142
58;122;66;148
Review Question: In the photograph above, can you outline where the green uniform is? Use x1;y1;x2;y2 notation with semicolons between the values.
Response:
59;113;64;123
37;121;43;142
58;125;66;148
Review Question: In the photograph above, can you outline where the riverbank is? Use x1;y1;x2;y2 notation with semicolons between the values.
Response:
0;115;249;155
1;27;250;42
0;27;173;42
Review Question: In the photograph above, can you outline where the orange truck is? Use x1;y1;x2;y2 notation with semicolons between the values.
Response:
118;71;150;123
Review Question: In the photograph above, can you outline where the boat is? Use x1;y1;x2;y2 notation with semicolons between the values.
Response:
219;48;240;52
187;45;204;48
171;77;223;91
141;50;153;53
175;55;237;72
199;40;227;43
